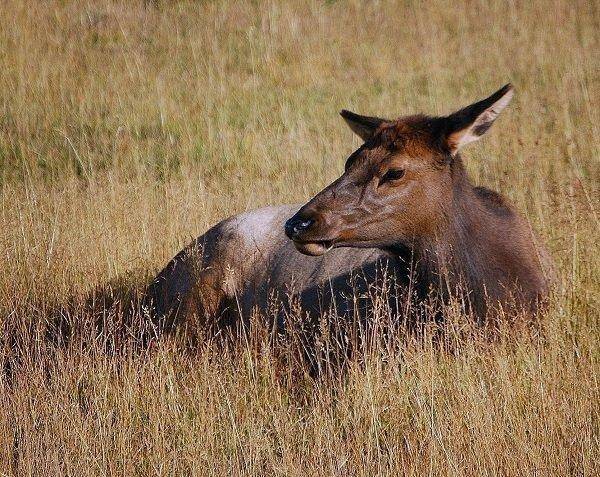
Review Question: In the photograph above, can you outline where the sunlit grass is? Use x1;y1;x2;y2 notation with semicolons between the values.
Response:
0;0;598;475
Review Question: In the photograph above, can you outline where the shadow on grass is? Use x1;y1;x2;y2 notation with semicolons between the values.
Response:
44;272;158;352
0;271;161;387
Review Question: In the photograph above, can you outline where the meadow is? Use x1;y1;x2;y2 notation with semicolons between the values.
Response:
0;0;598;475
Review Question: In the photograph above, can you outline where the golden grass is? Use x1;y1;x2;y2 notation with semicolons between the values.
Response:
0;0;598;475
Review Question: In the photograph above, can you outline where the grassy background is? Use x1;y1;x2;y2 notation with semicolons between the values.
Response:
0;0;598;475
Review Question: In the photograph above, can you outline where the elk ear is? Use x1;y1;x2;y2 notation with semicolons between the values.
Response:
340;110;388;141
444;84;514;154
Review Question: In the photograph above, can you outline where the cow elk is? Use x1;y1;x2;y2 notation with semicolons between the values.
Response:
150;84;554;337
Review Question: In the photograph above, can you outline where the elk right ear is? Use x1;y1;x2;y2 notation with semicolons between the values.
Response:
340;110;388;141
443;84;514;154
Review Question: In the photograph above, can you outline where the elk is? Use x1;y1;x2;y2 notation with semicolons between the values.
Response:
150;84;554;334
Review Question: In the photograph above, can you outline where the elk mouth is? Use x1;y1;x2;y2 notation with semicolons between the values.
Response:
292;239;335;256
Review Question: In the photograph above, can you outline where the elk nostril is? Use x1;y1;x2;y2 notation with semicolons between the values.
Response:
285;216;315;239
296;219;313;232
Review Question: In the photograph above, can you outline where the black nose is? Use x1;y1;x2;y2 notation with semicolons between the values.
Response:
285;215;315;239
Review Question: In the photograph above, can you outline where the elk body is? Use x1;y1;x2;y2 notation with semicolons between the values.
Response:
150;85;554;332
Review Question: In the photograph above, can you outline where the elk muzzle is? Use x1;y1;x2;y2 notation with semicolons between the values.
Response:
285;212;335;256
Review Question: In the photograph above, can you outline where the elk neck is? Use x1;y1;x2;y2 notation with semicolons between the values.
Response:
387;155;501;311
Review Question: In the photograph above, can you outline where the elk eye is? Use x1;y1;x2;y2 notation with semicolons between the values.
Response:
381;168;405;184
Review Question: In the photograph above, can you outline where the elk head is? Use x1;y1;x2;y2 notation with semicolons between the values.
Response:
285;84;514;256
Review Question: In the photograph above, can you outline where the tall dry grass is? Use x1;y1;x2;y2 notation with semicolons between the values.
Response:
0;0;598;475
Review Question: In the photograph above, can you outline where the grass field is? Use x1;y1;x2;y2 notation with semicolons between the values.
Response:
0;0;598;475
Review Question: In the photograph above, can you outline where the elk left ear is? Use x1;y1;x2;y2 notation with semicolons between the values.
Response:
340;110;388;142
444;84;514;154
